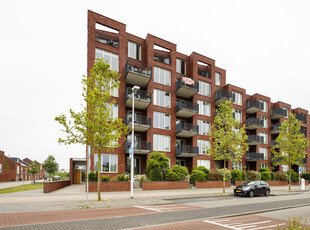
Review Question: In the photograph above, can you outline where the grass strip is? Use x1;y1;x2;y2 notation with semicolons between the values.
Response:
0;184;43;194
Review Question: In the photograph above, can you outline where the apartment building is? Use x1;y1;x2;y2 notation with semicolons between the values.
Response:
87;10;309;178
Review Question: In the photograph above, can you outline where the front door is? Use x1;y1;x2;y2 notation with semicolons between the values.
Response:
134;157;141;174
74;170;81;184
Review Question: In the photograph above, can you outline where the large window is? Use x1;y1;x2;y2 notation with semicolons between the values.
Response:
232;162;242;170
232;91;242;106
105;103;118;119
94;154;118;173
198;81;211;97
153;134;170;152
233;109;242;123
215;72;221;86
282;107;289;118
197;160;210;170
153;111;170;130
260;116;268;128
153;89;171;108
197;140;210;155
259;147;268;160
198;100;211;116
259;132;268;144
259;100;268;113
128;41;141;60
95;48;119;72
154;66;171;86
198;120;210;135
176;59;186;74
282;165;288;172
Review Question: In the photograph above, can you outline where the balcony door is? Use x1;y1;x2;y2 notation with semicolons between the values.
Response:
127;134;141;149
128;111;141;124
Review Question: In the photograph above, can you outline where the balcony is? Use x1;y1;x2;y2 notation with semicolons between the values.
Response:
271;123;281;134
271;140;279;148
246;100;263;114
247;135;264;145
95;31;119;48
176;100;199;118
271;154;283;164
296;113;307;124
246;152;264;161
125;114;151;132
215;90;233;105
246;118;264;130
198;69;210;78
176;77;198;98
154;55;170;65
125;88;151;110
301;128;307;137
176;123;198;138
125;62;152;87
125;140;151;155
176;145;199;157
271;107;287;119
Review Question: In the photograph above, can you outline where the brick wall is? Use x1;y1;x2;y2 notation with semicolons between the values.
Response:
196;181;231;188
142;181;189;190
88;182;130;192
43;180;71;193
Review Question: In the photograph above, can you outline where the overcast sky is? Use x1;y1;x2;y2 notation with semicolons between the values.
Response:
1;0;310;170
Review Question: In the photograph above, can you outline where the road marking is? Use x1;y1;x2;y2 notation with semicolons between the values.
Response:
134;206;163;212
204;220;241;229
232;220;271;227
250;223;286;230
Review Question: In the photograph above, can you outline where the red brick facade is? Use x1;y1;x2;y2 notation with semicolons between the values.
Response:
88;182;130;192
142;181;189;190
43;180;71;193
196;181;231;188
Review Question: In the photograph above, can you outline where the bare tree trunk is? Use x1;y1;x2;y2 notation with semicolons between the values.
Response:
288;118;291;191
289;163;291;191
223;160;226;194
97;152;101;201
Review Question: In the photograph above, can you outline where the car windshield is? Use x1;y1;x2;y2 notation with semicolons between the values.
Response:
241;181;256;186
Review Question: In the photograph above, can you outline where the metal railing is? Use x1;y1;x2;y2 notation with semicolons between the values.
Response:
246;117;264;127
95;31;119;48
297;113;307;123
271;154;283;163
246;99;264;110
271;140;279;146
246;152;264;161
176;145;199;156
247;135;264;144
271;123;281;132
176;122;198;134
215;90;234;101
176;77;199;91
176;100;199;112
198;69;210;78
126;88;152;102
154;56;170;65
271;107;287;117
125;140;151;152
125;114;151;127
125;61;152;78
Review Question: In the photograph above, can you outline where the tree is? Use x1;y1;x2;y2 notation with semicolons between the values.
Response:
55;58;129;201
42;155;59;179
27;160;40;184
208;100;248;194
146;152;169;181
271;113;309;190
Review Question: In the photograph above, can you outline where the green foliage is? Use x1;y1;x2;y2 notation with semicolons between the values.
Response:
261;171;271;181
43;155;59;177
56;170;70;180
231;169;243;181
88;171;97;182
286;170;299;182
110;177;117;182
138;176;145;182
165;165;189;181
146;152;169;181
302;173;310;180
101;175;110;182
270;171;275;180
27;161;40;183
219;169;231;181
209;169;222;181
246;171;260;181
4;161;9;170
193;166;210;180
259;168;270;173
0;184;43;194
275;171;289;181
242;171;246;180
117;173;130;181
276;217;309;230
190;170;207;182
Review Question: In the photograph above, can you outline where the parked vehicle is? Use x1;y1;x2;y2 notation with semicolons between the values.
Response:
234;180;270;198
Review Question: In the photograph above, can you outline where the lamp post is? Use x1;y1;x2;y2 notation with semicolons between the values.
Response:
131;85;140;199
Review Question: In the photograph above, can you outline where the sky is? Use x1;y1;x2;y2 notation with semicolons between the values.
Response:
0;0;310;170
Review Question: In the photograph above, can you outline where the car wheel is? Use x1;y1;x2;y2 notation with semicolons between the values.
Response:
265;190;270;197
249;191;254;198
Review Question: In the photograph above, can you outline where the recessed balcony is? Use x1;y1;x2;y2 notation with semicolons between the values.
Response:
176;122;198;138
247;135;264;146
125;140;151;155
271;107;287;119
176;100;199;118
176;77;198;98
125;62;152;87
215;90;233;105
125;88;151;110
176;145;199;157
125;114;151;132
296;113;307;124
271;140;279;148
246;118;264;130
198;69;210;78
95;31;119;48
270;123;281;134
271;154;283;164
246;152;264;161
246;99;263;114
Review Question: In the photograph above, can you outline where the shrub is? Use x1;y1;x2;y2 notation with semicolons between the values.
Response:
209;169;222;181
286;169;299;182
190;170;207;182
275;171;289;181
246;171;260;181
101;175;110;182
278;217;310;230
270;171;275;180
110;177;117;182
117;173;130;181
242;171;246;180
165;165;189;181
146;152;169;181
193;166;210;180
302;173;310;180
139;176;145;182
88;171;97;182
231;169;243;181
219;169;231;181
261;171;271;181
259;168;270;174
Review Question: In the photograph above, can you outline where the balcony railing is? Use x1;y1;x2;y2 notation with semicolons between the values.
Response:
176;100;199;118
125;114;151;132
301;128;307;137
176;122;198;137
215;90;234;105
247;135;264;145
246;99;263;114
125;140;151;153
246;117;264;129
271;154;283;163
95;31;119;48
246;152;264;161
296;113;307;123
154;55;170;65
125;88;151;110
198;69;210;78
176;77;199;98
271;107;287;119
125;61;152;87
176;145;199;157
271;140;279;147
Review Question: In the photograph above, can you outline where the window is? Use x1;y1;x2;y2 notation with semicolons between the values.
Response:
215;72;221;86
259;163;268;169
260;116;268;128
301;166;306;173
198;100;211;116
232;91;242;106
198;81;211;97
282;107;289;118
154;66;171;86
259;100;268;113
108;79;118;97
232;162;242;170
106;103;118;119
128;41;141;60
94;153;118;173
153;134;170;152
16;166;20;175
198;120;210;135
282;165;288;172
233;109;242;123
0;163;2;173
127;135;141;149
176;159;186;167
176;59;186;74
259;132;268;144
197;160;211;170
259;147;268;160
197;140;210;154
153;89;171;108
95;48;119;72
153;111;170;130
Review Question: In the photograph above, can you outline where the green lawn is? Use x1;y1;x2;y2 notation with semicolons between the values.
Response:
0;184;43;194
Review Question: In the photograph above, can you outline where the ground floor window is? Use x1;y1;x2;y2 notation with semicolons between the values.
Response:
259;163;268;169
176;159;186;167
94;153;118;173
197;160;210;169
282;165;288;172
301;166;307;173
232;162;242;170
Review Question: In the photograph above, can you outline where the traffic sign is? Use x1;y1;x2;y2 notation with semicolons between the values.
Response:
129;147;133;155
299;166;302;174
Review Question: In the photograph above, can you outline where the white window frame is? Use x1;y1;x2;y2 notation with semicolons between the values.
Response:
282;107;289;118
301;166;306;173
259;163;268;169
198;100;211;116
198;120;210;135
232;162;242;170
176;58;186;74
153;89;171;108
197;140;210;155
233;109;242;123
215;72;221;86
153;134;171;152
260;100;268;113
95;48;119;72
282;165;289;172
128;41;141;60
94;153;118;173
154;66;171;86
259;132;268;144
153;111;171;130
232;91;242;106
197;160;211;170
198;81;211;97
0;163;2;173
259;147;268;160
260;116;268;128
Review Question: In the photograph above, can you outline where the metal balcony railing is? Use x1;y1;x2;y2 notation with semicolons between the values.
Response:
247;135;264;144
246;99;264;110
95;31;119;48
271;123;281;132
125;114;151;127
126;88;152;102
176;145;199;156
271;107;287;117
246;152;264;161
125;61;152;79
125;140;151;152
198;69;210;78
176;122;198;134
246;117;264;127
271;140;279;146
215;90;234;101
176;77;199;91
297;113;307;123
154;55;170;65
176;100;199;112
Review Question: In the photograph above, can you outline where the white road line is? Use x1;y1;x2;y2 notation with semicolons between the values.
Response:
250;223;286;230
213;219;231;223
203;220;241;230
232;220;271;227
134;206;163;212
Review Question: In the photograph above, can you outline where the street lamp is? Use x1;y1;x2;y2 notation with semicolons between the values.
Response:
131;85;140;199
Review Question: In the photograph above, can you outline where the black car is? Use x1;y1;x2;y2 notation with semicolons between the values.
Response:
234;180;270;198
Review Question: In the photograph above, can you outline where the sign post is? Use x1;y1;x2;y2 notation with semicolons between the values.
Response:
299;166;302;191
87;145;91;206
